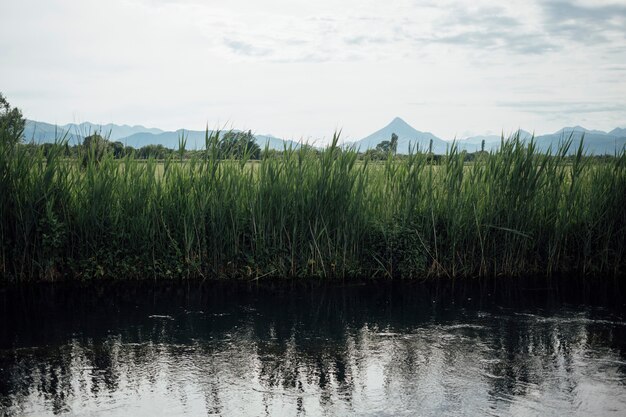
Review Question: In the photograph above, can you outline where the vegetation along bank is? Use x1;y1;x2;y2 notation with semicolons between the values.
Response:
1;96;625;282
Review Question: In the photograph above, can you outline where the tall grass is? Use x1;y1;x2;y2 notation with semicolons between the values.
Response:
1;129;625;281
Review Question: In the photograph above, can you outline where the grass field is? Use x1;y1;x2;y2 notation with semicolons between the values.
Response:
1;130;625;281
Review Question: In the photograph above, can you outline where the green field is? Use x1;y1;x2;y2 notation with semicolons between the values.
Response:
1;128;625;281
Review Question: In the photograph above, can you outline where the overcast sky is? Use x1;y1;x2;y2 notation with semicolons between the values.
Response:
1;0;625;142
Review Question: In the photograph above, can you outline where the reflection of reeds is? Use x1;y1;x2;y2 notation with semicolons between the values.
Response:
1;128;624;281
1;291;624;416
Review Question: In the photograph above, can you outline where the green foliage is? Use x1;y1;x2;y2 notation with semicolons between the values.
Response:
81;133;110;167
111;141;125;158
370;133;398;158
376;140;391;153
135;144;173;159
0;92;25;147
390;132;398;155
217;130;261;159
1;123;625;282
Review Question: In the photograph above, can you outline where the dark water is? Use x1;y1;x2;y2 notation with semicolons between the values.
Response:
1;280;626;416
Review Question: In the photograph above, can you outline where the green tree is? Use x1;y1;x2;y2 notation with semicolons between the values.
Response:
124;145;135;157
376;140;391;153
137;144;168;159
363;148;386;160
111;141;125;158
390;133;398;155
219;130;260;159
0;92;25;146
81;133;110;166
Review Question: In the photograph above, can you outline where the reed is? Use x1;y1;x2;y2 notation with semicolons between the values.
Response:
1;128;625;281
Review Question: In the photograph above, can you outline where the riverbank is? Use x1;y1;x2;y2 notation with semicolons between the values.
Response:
1;132;625;282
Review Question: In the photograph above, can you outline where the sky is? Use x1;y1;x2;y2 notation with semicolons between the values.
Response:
1;0;625;142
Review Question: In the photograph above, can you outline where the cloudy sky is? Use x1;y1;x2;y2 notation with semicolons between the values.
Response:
1;0;625;142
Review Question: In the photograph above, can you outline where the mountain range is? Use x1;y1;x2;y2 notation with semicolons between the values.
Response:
23;120;299;151
350;118;626;155
23;118;626;155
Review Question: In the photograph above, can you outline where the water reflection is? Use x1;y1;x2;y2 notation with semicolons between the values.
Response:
1;281;625;416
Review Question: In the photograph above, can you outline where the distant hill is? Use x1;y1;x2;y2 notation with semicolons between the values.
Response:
255;134;303;150
456;135;501;152
62;122;164;141
23;120;81;144
119;130;208;149
23;120;164;144
457;127;625;155
456;127;626;155
554;126;609;136
457;130;533;152
120;129;301;150
353;117;449;154
353;119;539;154
23;120;300;151
22;119;626;155
355;119;626;155
533;128;626;155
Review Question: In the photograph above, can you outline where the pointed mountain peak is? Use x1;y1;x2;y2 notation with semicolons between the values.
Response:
388;117;411;127
354;117;447;154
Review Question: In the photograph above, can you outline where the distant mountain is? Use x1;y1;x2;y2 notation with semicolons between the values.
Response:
62;122;163;141
119;130;208;149
255;134;302;150
458;127;625;155
534;129;626;155
609;127;626;137
21;119;626;155
23;120;299;151
24;120;165;144
23;120;81;144
554;126;608;136
120;129;301;150
457;135;501;152
457;130;533;152
353;117;449;154
352;118;626;155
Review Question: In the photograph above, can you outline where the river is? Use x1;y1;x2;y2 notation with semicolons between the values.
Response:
1;280;625;416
